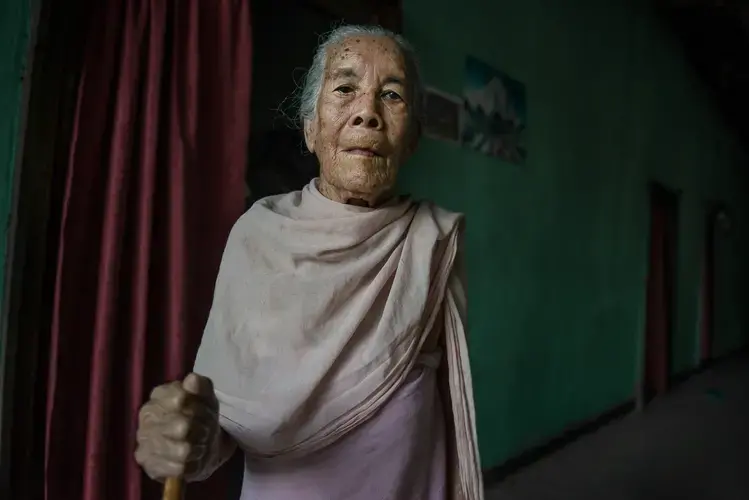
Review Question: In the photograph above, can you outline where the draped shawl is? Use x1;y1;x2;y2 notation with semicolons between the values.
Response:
194;179;483;499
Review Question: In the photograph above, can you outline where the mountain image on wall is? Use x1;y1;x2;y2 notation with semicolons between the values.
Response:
461;56;527;164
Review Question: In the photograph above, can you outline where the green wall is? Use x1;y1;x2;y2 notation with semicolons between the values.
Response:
400;0;749;468
0;0;32;337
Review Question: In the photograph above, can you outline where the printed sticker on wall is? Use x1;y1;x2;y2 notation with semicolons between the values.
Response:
422;87;463;144
461;56;527;164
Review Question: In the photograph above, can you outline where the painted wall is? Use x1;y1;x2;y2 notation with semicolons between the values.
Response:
0;0;32;359
400;0;749;468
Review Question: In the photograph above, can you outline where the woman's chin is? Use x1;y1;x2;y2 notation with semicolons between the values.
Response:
335;164;396;194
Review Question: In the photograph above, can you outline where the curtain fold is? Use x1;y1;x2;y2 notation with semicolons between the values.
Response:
43;0;251;498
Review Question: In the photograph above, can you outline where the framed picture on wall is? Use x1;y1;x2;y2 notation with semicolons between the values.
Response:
422;87;463;144
461;56;527;164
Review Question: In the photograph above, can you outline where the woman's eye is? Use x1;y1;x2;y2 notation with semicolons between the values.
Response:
334;85;354;94
382;90;403;101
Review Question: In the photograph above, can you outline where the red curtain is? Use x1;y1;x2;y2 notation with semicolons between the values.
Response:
43;0;251;498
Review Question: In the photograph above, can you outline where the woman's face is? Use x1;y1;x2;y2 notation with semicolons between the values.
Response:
304;35;418;205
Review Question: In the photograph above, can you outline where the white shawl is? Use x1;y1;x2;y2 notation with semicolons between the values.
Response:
194;179;483;499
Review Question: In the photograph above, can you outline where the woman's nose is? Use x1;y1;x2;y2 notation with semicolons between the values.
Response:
351;113;382;129
349;96;383;130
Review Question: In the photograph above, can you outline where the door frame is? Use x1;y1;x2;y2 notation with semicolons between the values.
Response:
0;0;88;495
0;0;44;493
699;201;726;365
1;0;409;494
638;181;681;409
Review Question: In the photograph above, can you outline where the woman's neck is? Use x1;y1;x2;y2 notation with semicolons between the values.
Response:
317;178;392;208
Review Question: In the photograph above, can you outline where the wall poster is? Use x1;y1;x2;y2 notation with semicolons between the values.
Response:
461;56;527;164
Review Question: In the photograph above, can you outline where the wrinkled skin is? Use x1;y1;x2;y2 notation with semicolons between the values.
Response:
305;35;419;207
134;373;222;482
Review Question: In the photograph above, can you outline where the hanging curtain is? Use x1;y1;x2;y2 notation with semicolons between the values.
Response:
43;0;251;498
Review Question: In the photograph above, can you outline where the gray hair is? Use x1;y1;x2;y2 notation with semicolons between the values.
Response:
296;25;424;128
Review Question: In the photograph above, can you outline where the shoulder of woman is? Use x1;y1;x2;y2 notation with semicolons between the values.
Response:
414;200;465;236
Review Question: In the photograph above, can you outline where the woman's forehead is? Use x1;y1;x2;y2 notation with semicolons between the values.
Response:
325;36;407;77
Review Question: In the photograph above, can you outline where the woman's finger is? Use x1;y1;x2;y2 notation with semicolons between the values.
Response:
182;373;216;402
155;410;212;443
135;441;185;480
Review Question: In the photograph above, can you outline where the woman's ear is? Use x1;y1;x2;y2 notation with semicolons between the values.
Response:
303;119;316;153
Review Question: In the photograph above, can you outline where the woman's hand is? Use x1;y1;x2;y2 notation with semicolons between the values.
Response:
135;373;222;482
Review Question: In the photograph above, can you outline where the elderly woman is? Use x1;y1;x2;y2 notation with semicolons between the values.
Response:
135;25;483;499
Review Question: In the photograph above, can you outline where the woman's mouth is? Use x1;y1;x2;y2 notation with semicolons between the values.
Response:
345;148;381;158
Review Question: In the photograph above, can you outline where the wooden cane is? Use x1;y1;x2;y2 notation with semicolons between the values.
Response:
163;477;184;500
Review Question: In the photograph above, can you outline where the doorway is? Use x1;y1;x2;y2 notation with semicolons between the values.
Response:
642;183;680;402
700;208;715;364
699;204;726;364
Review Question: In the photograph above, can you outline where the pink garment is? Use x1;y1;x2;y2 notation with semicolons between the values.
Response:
233;362;446;499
